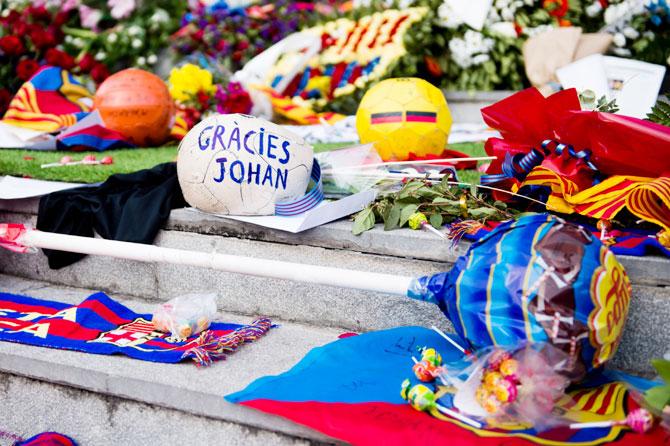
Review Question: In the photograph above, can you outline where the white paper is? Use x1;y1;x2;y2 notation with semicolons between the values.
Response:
190;188;376;233
557;54;666;119
444;0;493;30
0;122;56;150
602;56;666;119
281;117;500;145
556;54;610;100
0;176;84;200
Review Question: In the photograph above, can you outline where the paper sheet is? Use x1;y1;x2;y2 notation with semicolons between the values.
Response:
556;54;666;118
0;176;84;200
189;188;376;233
281;117;500;145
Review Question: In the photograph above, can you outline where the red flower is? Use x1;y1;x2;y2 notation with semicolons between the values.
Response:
192;30;204;42
196;91;210;111
232;50;243;62
0;88;12;117
237;40;249;50
45;48;74;70
12;21;28;37
30;29;57;50
0;36;25;57
0;10;20;26
54;11;71;27
91;63;110;84
321;33;336;49
514;22;523;36
424;56;442;77
16;59;40;81
78;53;95;73
26;6;51;22
543;0;569;18
598;0;608;7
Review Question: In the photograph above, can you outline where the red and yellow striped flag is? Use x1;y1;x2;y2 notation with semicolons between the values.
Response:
518;166;670;231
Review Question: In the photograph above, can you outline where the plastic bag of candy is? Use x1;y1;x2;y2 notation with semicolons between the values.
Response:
152;293;217;340
449;343;571;431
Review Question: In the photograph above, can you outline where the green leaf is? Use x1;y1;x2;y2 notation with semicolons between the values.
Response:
644;385;670;412
352;207;376;236
384;203;402;231
399;204;419;227
429;212;443;229
469;207;499;219
652;358;670;383
416;186;441;199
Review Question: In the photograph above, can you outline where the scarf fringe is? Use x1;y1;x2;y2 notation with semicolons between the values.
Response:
181;317;273;367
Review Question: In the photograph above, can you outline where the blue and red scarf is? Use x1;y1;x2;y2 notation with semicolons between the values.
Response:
0;291;271;365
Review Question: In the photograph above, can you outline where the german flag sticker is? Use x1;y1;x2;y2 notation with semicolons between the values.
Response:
370;112;403;124
406;111;437;123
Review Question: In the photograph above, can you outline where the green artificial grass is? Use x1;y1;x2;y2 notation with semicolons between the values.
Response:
0;142;485;184
0;146;178;184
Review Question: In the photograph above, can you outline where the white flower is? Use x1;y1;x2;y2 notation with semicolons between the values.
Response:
137;56;146;65
147;54;157;65
437;1;464;28
131;38;142;49
95;52;106;61
128;25;142;36
107;33;118;43
73;37;84;48
622;26;639;39
1;9;9;18
489;22;517;38
612;32;626;47
585;2;602;17
150;8;169;24
448;30;494;68
612;47;631;56
501;6;515;21
64;35;74;44
108;0;135;20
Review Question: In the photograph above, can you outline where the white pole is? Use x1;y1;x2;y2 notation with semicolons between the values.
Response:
19;229;413;296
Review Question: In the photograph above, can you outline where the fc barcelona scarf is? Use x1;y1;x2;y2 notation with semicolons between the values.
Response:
0;291;272;366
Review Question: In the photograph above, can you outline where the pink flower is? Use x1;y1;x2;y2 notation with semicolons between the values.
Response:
61;0;81;12
108;0;136;19
79;5;102;30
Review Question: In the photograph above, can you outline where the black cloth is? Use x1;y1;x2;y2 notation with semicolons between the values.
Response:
37;162;187;269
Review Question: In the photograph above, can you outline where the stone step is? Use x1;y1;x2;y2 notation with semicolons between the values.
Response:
0;275;339;445
1;203;669;375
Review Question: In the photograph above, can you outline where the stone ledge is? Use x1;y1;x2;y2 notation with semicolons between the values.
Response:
0;275;340;444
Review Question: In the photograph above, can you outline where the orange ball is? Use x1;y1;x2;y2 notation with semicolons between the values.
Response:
94;68;174;146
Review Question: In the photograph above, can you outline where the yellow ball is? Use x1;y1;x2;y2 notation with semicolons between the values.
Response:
356;77;452;161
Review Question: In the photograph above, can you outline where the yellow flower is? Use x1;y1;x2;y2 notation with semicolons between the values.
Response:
168;63;215;103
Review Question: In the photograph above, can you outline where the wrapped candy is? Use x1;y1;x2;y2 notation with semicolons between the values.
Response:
152;293;217;340
400;379;483;428
408;214;632;381
453;344;570;430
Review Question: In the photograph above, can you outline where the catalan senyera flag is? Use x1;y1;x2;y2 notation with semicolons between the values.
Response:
519;167;670;232
2;66;91;133
227;327;666;446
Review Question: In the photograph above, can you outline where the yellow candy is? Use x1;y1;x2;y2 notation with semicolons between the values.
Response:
178;325;192;339
494;384;511;403
499;359;518;378
483;371;502;390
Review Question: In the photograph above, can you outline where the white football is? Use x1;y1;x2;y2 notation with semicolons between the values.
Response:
177;114;313;215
